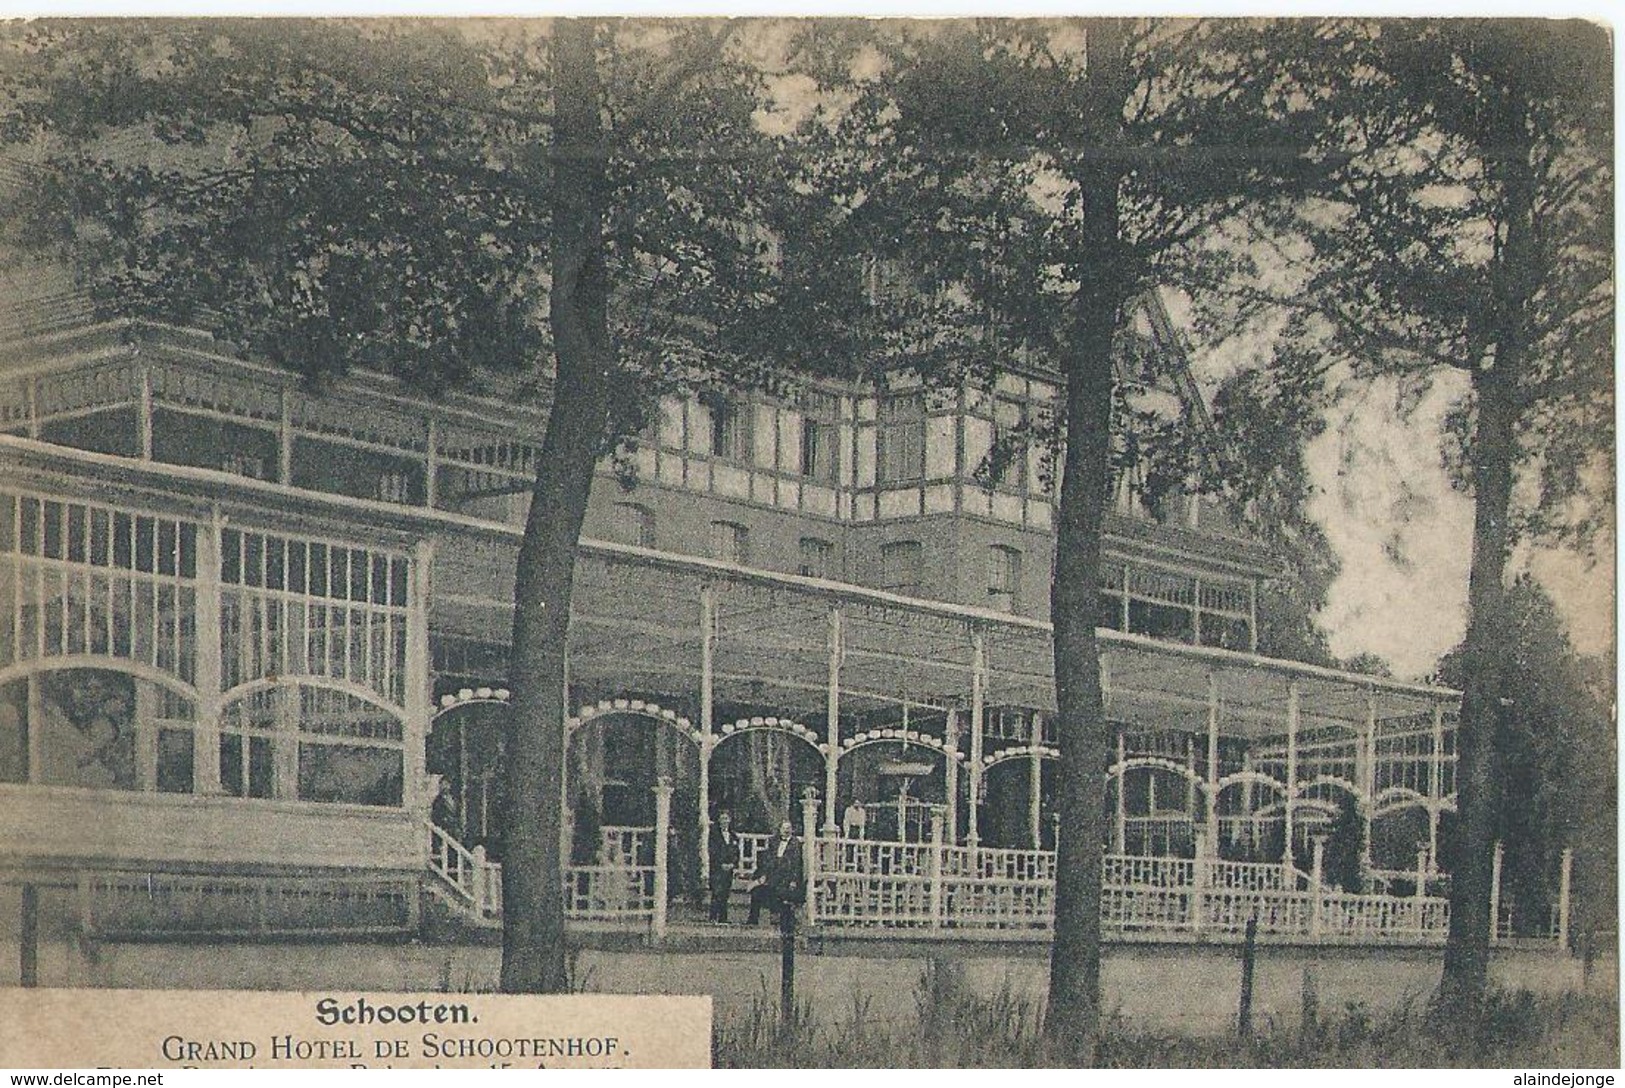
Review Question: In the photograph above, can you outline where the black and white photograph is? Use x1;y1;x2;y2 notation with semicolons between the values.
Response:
0;16;1614;1069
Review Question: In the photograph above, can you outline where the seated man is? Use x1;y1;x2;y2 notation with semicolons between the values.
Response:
746;818;805;928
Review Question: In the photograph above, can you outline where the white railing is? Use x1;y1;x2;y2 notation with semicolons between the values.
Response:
565;865;656;920
426;822;658;928
427;821;501;923
599;826;650;866
804;833;1454;943
736;832;771;880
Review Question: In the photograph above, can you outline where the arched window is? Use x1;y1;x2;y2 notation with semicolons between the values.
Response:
220;685;404;806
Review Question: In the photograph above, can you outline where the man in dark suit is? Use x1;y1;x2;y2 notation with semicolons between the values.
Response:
707;810;741;922
747;818;804;928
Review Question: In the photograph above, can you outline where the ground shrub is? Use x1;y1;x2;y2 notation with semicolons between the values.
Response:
713;963;1619;1068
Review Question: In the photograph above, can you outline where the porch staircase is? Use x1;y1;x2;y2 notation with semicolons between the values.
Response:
424;822;503;929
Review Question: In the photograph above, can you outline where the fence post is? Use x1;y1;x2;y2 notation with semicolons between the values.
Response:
800;789;821;927
652;778;673;943
1557;847;1573;951
1310;836;1325;939
470;845;488;916
1414;846;1430;938
20;884;38;988
1237;913;1258;1040
1488;840;1504;945
928;808;945;931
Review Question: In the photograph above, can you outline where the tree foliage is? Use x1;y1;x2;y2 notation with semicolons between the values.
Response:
0;17;795;993
785;17;1344;1058
1280;18;1612;1016
1437;576;1616;943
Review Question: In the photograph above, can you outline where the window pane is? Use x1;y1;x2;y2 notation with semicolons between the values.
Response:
220;734;244;797
0;679;26;783
37;669;136;790
987;547;1021;611
877;394;926;484
710;522;748;565
798;538;833;579
879;541;922;593
298;743;403;806
156;727;194;794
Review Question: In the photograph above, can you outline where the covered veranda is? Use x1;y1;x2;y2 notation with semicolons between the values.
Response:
428;536;1465;933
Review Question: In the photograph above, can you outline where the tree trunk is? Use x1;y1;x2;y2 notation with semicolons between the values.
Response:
501;18;613;994
1436;350;1519;1019
1436;109;1534;1019
1044;18;1131;1062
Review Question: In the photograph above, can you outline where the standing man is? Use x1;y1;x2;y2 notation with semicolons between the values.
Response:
747;818;805;927
708;810;741;923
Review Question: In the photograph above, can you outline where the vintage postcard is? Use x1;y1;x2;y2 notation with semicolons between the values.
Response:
0;16;1613;1070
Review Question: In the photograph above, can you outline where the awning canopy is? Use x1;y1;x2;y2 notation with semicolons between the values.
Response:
552;540;1457;743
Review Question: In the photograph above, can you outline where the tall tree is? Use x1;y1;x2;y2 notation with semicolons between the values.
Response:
1437;576;1616;945
790;18;1336;1057
1288;19;1612;1019
0;17;786;992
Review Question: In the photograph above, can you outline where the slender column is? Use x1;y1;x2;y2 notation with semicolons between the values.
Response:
1192;577;1204;645
1361;690;1377;879
1488;840;1505;944
403;539;434;818
943;708;959;842
424;417;439;509
928;808;945;930
1427;702;1444;862
137;364;153;460
134;681;157;790
967;630;985;847
25;377;39;439
1205;673;1220;847
1284;680;1300;871
800;789;821;924
1184;734;1196;823
697;584;716;884
1114;729;1127;853
1248;579;1259;653
1119;563;1130;632
278;389;294;485
651;778;673;942
1557;847;1574;950
823;606;841;832
1028;712;1043;849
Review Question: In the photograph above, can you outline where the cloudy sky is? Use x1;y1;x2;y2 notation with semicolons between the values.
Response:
1304;374;1613;680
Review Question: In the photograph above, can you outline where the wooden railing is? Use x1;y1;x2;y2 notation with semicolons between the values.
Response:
804;833;1457;943
426;822;658;930
80;871;417;938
